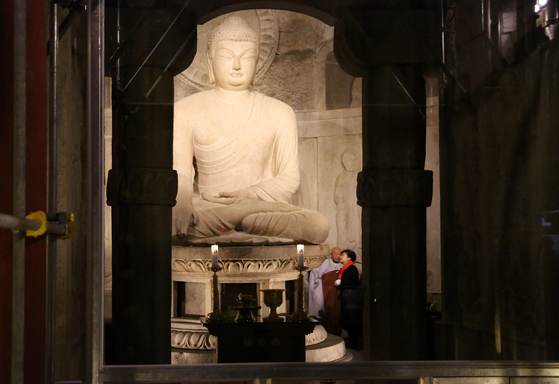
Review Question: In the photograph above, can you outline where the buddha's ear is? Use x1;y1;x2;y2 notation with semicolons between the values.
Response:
251;64;260;86
207;55;215;85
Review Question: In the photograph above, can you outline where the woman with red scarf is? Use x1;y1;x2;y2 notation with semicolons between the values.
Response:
334;249;362;349
334;249;359;287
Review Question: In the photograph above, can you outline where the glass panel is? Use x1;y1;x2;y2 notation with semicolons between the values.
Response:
440;0;559;360
95;0;559;371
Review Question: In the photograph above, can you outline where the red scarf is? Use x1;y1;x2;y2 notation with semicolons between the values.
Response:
338;260;354;281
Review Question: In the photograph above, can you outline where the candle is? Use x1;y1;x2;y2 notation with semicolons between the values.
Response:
211;245;219;269
297;244;304;268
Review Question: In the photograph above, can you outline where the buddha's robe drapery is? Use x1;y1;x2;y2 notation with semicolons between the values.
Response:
173;90;300;240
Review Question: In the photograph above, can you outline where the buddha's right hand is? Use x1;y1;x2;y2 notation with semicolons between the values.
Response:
173;210;198;238
175;218;188;238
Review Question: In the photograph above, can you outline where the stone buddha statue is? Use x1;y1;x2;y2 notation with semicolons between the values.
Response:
173;16;329;245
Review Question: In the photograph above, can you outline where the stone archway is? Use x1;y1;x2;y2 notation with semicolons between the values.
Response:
105;0;434;364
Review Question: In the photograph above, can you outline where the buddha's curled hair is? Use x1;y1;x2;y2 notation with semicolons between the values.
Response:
207;16;260;57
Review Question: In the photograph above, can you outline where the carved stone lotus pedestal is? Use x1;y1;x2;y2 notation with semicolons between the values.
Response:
170;244;351;363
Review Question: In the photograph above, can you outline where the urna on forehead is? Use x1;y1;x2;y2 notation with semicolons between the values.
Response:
207;16;260;56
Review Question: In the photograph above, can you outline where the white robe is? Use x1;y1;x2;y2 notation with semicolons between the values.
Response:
173;90;301;240
306;258;342;317
174;90;300;205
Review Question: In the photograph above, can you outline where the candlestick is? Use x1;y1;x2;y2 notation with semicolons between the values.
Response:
211;244;219;270
206;267;226;323
291;265;310;322
206;248;225;323
297;244;304;268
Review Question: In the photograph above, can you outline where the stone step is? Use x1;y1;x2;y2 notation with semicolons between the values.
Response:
306;334;350;362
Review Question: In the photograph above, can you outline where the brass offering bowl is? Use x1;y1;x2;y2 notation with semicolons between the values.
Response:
261;289;285;322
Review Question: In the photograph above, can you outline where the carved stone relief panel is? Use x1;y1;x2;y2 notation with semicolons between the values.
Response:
318;134;363;264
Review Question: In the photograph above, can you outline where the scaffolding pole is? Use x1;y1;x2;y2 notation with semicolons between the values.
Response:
0;213;68;237
12;0;26;382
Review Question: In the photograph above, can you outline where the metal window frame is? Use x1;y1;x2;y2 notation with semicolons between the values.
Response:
87;0;105;383
84;2;559;383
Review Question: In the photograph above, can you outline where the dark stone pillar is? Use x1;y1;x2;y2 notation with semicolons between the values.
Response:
105;6;194;364
107;69;176;364
333;5;438;360
358;65;432;360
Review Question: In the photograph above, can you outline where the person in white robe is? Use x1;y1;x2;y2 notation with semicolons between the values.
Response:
307;247;342;317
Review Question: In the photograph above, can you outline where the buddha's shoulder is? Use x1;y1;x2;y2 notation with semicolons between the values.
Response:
175;90;215;111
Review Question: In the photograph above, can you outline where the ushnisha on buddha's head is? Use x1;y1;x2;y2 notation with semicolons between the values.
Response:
207;16;260;92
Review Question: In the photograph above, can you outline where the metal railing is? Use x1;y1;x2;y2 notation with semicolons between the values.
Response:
96;361;559;383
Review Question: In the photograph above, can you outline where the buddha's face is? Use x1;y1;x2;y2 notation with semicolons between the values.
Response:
209;40;258;92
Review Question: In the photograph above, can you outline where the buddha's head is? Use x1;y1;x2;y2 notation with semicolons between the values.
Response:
207;16;260;91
